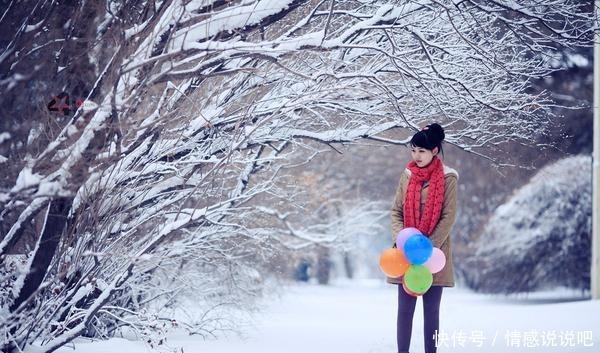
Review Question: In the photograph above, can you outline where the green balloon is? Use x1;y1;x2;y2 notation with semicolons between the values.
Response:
404;265;433;294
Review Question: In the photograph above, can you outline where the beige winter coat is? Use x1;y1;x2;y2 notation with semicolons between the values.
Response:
387;164;459;287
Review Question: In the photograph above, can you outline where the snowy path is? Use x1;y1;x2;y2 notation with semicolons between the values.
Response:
56;280;599;353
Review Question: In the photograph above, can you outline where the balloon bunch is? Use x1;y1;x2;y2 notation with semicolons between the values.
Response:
379;227;446;296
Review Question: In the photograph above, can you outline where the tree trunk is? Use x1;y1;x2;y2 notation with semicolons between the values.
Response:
10;197;72;312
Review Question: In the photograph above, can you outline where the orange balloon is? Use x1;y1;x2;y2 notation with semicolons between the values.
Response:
379;248;410;277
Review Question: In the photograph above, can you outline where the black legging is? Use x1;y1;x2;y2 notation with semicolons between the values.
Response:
397;285;443;353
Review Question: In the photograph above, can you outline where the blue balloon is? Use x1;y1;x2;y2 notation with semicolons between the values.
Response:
403;234;433;265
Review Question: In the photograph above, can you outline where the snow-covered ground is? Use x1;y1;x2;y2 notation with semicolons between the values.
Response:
55;279;599;353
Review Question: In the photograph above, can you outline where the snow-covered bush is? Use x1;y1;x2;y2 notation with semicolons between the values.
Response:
463;155;592;294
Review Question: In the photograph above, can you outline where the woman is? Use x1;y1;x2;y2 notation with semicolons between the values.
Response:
387;123;459;353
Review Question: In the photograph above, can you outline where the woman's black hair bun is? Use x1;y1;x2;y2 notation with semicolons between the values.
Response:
427;123;445;142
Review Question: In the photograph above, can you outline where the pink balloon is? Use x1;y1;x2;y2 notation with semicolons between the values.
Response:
396;227;422;250
424;248;446;274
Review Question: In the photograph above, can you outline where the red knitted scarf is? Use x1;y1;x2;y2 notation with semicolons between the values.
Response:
403;156;445;236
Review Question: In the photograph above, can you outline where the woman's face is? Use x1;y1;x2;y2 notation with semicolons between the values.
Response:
411;145;438;168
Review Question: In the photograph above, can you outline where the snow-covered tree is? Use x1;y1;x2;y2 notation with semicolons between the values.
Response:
0;1;595;352
462;155;592;294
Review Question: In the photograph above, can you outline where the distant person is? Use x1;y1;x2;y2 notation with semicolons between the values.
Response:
387;123;459;353
294;258;311;282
